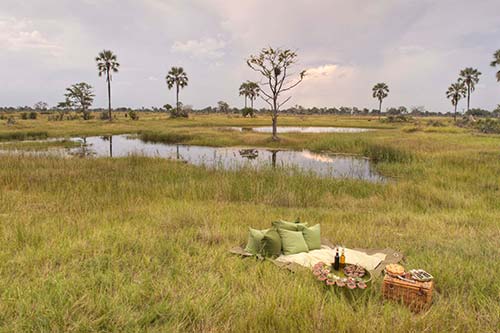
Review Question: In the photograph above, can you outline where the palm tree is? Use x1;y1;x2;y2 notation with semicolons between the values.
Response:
491;50;500;82
166;67;188;116
95;50;120;121
239;82;250;108
446;82;467;121
372;83;389;119
238;81;260;109
246;81;260;110
458;67;481;111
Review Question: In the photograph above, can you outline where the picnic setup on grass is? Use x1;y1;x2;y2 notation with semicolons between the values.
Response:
231;219;435;312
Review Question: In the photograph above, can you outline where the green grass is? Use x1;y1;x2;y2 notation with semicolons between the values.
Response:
0;114;500;331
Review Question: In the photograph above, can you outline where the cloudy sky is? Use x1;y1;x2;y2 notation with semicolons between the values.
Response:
1;0;499;112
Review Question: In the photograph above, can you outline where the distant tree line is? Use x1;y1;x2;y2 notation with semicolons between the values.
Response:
2;104;500;119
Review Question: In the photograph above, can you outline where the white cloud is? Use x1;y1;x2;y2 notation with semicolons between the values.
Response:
171;37;226;59
0;18;61;54
306;64;339;78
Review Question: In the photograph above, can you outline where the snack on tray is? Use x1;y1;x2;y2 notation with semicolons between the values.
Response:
385;264;405;276
343;264;366;278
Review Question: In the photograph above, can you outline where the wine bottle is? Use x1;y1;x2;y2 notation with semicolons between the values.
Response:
334;248;340;270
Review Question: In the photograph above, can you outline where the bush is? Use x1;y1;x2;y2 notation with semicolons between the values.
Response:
381;115;413;123
21;112;28;120
427;120;445;127
476;118;500;134
82;111;93;120
100;111;110;120
6;117;16;126
242;107;255;118
128;110;139;120
29;112;38;120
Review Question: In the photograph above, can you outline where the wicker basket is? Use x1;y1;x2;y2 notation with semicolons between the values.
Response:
382;274;433;311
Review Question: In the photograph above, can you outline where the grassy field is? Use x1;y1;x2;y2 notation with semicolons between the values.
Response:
0;114;499;332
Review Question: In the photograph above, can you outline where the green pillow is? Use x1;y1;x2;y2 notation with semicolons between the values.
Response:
302;224;321;250
261;228;282;257
278;228;309;255
272;219;308;231
244;228;268;254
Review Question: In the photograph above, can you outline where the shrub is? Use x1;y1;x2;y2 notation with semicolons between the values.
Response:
242;107;255;118
29;112;38;120
21;112;28;120
427;120;445;127
476;118;500;134
381;115;413;123
128;110;139;120
82;111;93;120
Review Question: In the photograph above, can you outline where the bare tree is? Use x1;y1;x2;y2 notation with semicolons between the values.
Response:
33;101;48;112
247;47;306;140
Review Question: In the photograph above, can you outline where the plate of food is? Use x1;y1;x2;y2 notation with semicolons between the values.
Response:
313;262;372;290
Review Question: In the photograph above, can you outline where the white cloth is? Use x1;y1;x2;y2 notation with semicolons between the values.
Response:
275;245;386;271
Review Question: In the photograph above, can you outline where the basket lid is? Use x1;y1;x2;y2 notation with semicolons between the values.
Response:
383;274;433;290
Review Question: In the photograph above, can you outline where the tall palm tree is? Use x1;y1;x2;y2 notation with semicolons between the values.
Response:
446;82;467;121
166;67;189;115
372;83;389;119
246;81;260;110
95;50;120;121
458;67;481;111
239;82;250;108
491;49;500;82
238;81;260;109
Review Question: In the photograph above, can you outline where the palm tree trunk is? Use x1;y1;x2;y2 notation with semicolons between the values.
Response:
107;70;112;121
467;85;470;111
244;96;247;108
454;103;457;122
378;99;382;120
250;98;254;110
176;83;180;116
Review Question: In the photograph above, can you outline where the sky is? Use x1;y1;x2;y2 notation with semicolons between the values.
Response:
0;0;499;112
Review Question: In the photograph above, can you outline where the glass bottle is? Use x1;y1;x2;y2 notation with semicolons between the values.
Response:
334;248;340;270
340;248;346;269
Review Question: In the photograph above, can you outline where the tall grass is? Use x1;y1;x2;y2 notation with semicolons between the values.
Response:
0;131;48;141
0;116;499;331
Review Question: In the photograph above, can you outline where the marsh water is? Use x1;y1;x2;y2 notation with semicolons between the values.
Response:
64;135;384;181
229;126;373;133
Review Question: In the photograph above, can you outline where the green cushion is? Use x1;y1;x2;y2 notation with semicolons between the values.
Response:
244;228;268;254
272;219;308;231
302;224;321;250
278;228;309;255
261;228;282;257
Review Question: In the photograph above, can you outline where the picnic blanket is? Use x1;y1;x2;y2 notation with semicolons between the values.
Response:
229;239;403;276
275;245;385;271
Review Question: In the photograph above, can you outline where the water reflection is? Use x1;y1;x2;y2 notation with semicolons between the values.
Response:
66;135;384;181
239;149;259;160
70;137;96;157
